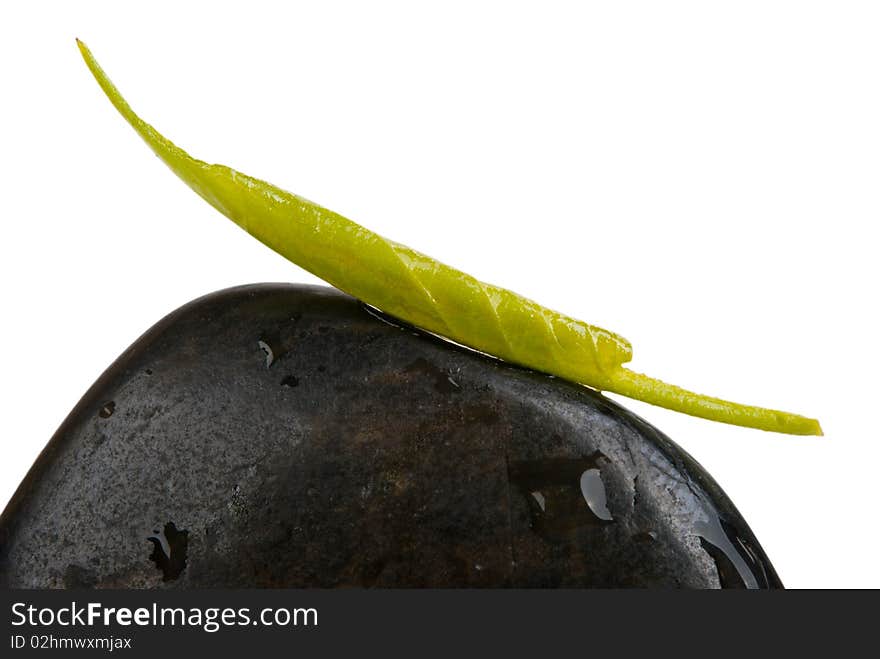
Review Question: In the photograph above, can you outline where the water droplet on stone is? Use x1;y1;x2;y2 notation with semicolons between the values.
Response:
695;505;766;589
98;401;115;419
633;530;657;543
580;468;613;521
147;522;188;582
531;491;546;511
508;454;613;542
257;340;274;368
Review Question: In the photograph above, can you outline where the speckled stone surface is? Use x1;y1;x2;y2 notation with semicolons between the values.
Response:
0;284;782;588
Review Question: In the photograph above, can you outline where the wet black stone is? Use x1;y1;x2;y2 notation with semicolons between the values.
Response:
0;284;782;588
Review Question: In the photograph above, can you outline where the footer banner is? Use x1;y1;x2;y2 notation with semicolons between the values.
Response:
1;589;872;655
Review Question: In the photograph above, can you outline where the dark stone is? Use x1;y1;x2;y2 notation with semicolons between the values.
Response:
0;284;782;588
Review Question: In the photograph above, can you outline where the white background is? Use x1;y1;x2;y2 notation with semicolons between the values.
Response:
1;2;877;588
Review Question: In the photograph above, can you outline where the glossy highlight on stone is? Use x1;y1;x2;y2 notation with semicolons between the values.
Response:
0;284;782;588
